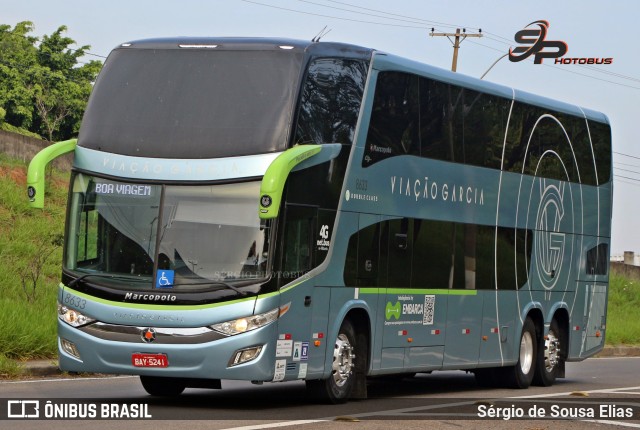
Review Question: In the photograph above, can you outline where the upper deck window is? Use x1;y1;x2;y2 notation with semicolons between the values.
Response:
294;58;368;146
79;48;304;158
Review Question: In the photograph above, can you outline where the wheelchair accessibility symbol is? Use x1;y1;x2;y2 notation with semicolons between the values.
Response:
156;270;174;288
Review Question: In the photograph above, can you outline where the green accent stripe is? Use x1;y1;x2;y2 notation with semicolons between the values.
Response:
280;278;309;293
61;284;256;311
359;288;477;296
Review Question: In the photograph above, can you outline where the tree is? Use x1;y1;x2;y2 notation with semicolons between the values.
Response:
32;25;101;141
0;21;102;141
0;21;39;131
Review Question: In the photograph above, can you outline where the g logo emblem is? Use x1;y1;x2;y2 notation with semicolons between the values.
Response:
535;181;566;289
512;114;582;294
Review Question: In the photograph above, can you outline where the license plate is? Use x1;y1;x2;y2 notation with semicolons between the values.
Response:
132;353;168;368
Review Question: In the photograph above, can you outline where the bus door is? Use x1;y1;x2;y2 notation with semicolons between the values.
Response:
277;204;334;376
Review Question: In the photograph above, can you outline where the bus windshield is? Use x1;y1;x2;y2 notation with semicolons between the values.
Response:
78;47;303;158
65;173;270;291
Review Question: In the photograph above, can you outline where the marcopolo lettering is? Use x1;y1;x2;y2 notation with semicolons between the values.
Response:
124;292;177;302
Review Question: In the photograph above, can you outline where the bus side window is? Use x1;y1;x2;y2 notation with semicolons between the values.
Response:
295;58;367;146
281;205;315;283
412;219;454;289
77;207;99;264
343;219;388;288
387;218;413;288
363;72;420;167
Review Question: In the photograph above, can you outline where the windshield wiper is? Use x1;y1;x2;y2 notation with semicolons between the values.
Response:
67;273;149;288
170;280;248;296
68;274;250;297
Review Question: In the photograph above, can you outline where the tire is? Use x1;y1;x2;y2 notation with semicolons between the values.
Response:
140;375;186;397
306;319;357;404
533;318;562;387
503;317;537;389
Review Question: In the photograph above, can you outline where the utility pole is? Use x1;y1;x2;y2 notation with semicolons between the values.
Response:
429;28;483;72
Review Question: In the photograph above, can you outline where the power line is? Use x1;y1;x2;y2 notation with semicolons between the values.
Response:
615;174;640;183
296;0;432;27
318;0;476;30
613;167;640;177
614;161;640;169
614;151;640;161
239;0;429;29
614;178;640;188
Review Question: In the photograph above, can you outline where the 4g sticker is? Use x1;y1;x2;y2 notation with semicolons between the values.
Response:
317;225;330;251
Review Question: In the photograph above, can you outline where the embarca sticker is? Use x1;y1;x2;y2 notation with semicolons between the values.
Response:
509;20;613;65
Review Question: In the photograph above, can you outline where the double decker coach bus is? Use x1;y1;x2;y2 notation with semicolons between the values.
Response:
27;37;612;403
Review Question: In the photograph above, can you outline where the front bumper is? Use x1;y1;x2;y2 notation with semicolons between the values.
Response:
58;320;277;381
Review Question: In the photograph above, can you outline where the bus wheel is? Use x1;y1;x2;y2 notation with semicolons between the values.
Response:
504;317;537;389
533;319;562;387
306;320;356;404
140;376;186;397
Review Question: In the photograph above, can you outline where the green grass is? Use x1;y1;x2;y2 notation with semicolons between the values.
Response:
0;154;68;370
606;272;640;345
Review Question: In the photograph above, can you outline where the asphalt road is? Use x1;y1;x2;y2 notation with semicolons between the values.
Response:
1;357;640;429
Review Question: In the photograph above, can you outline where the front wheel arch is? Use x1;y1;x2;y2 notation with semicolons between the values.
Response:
307;309;370;403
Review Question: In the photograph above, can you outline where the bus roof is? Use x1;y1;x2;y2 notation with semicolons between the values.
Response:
115;37;374;61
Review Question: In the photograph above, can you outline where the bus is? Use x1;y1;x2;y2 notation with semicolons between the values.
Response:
27;37;612;403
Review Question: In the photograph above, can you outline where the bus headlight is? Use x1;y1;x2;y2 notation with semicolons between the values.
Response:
211;303;289;336
58;303;96;327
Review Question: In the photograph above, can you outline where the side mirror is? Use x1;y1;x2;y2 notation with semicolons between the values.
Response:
26;139;77;208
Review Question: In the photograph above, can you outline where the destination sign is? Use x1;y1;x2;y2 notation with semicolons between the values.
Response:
94;182;153;197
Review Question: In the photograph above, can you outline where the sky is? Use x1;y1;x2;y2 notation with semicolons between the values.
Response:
3;0;639;255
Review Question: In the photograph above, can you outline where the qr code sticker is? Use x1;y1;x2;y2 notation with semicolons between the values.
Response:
423;295;435;325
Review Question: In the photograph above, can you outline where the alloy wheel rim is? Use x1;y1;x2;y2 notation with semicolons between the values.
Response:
544;330;560;373
331;333;355;387
520;330;534;374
